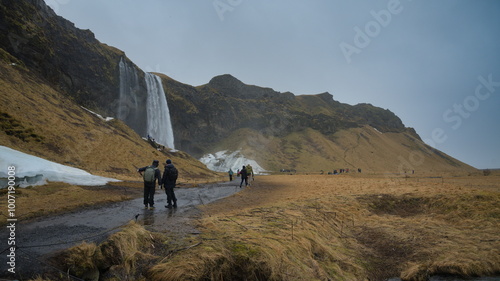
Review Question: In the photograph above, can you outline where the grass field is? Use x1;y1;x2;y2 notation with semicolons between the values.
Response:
53;172;499;281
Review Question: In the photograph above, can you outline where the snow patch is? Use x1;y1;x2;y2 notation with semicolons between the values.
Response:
81;106;114;122
199;150;266;174
373;127;382;134
0;146;120;188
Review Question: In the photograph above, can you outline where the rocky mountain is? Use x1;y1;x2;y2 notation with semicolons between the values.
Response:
0;0;476;176
0;0;216;180
163;73;416;154
0;0;153;136
160;74;474;173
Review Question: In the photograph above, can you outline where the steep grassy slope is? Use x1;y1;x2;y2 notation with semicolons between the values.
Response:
0;0;123;114
0;57;215;181
207;125;475;174
161;74;418;156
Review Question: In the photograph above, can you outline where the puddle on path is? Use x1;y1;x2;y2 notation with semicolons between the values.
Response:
0;180;242;277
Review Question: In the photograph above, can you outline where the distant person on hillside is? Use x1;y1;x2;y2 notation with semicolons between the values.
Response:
246;164;254;181
161;159;178;209
228;168;234;181
238;165;248;188
137;160;161;210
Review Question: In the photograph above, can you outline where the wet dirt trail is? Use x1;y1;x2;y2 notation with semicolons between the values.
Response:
0;180;243;278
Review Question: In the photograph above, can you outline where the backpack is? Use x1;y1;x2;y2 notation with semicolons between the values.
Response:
166;165;178;181
143;166;157;183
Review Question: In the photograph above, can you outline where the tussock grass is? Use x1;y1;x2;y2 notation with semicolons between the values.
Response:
53;221;159;280
148;196;366;280
43;174;499;280
146;174;499;281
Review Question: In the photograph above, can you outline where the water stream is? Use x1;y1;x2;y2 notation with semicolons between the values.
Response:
145;72;175;149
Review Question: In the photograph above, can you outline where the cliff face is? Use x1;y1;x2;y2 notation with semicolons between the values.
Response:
0;0;149;134
0;0;216;178
160;73;416;158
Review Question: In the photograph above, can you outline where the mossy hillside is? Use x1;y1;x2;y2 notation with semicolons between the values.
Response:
0;0;134;117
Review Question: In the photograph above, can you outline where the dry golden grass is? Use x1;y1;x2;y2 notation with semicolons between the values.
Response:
146;173;499;281
35;173;499;281
52;221;159;280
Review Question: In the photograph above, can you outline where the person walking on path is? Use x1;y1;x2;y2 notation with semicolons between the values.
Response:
137;160;161;210
238;165;248;188
228;168;234;181
246;164;254;182
161;159;178;208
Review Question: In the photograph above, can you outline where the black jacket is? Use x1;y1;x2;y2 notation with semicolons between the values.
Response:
239;167;248;178
161;163;177;186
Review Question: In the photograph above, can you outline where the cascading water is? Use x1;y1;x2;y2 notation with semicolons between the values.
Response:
117;57;174;148
117;57;150;136
118;57;140;121
145;72;175;149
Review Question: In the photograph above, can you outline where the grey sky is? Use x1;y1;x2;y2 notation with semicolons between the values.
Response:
48;0;500;169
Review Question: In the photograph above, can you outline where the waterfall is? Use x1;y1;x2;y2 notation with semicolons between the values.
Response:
117;57;174;148
118;57;140;121
145;73;175;149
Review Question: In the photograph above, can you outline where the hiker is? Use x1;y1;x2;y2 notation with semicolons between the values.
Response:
161;159;178;208
238;165;248;188
137;160;161;210
246;164;254;181
228;168;234;181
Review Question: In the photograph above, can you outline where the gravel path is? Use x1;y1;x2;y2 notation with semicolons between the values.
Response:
0;179;242;278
